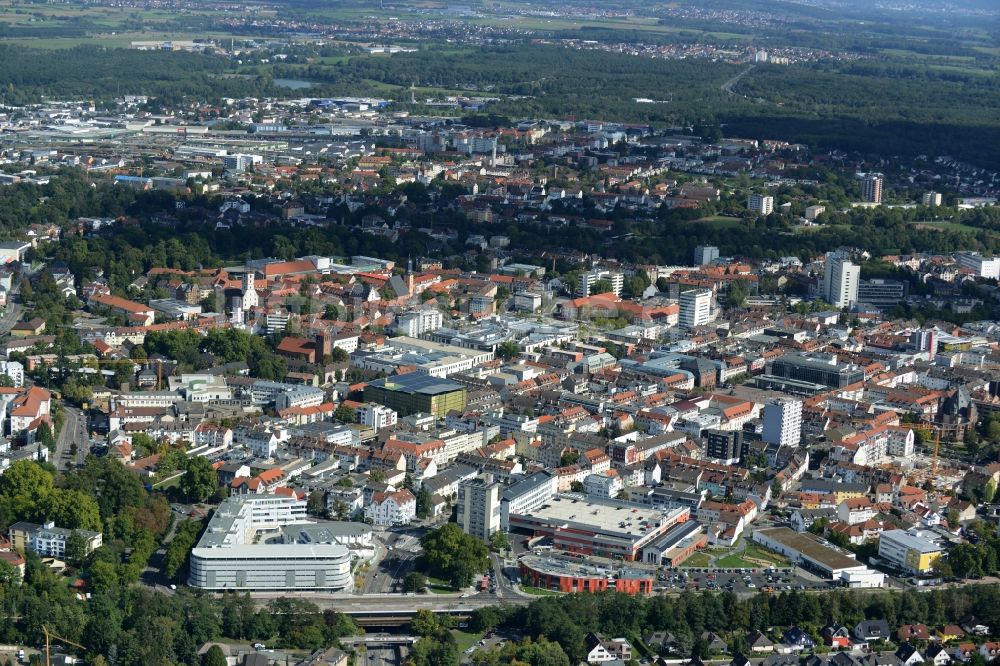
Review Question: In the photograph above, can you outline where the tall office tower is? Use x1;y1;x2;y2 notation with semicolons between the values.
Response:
747;194;774;216
693;245;720;266
863;174;883;204
762;398;803;447
823;253;860;308
679;288;713;328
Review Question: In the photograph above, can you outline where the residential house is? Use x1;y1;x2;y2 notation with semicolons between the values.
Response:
853;620;891;645
896;644;923;666
822;625;852;649
584;633;633;664
924;644;951;666
702;632;729;654
898;625;931;643
938;626;965;643
782;627;816;651
365;489;416;526
747;631;776;654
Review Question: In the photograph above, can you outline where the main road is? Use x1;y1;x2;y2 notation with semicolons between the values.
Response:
0;277;22;336
53;403;89;470
250;590;530;613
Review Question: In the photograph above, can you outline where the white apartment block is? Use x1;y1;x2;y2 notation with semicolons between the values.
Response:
365;489;417;526
0;360;24;387
395;308;444;337
500;471;557;530
747;194;774;216
578;270;624;297
584;472;623;498
762;398;802;447
679;288;714;328
275;386;326;410
11;521;103;559
457;476;501;540
922;192;942;207
693;245;719;266
824;253;860;308
355;404;398;431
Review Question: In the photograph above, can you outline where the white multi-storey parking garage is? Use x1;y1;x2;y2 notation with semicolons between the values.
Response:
188;494;353;592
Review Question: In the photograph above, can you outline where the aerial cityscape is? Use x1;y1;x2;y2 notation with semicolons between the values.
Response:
0;0;999;665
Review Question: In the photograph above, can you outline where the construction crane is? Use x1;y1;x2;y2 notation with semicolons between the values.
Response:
41;625;86;666
89;357;170;390
918;420;968;474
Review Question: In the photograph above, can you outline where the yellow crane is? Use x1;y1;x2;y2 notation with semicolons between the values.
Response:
918;420;968;474
82;357;169;390
41;625;86;666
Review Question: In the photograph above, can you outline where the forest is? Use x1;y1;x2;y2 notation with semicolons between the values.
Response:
0;37;997;168
401;583;1000;666
0;45;275;106
279;44;1000;170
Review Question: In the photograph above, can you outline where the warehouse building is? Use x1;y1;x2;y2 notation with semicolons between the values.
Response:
752;527;884;588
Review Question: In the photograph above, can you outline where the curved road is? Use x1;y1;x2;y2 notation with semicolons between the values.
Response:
721;64;755;96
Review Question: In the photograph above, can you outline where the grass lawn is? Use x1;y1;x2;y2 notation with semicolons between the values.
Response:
679;552;713;568
453;629;486;652
716;544;789;569
743;544;790;566
714;552;755;569
521;585;562;595
910;220;977;233
427;575;459;594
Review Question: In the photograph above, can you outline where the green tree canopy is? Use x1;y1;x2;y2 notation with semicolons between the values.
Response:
418;523;490;589
182;456;218;503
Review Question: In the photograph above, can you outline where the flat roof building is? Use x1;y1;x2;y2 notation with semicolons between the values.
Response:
767;353;865;389
352;336;493;378
501;470;558;530
508;494;691;561
878;530;943;575
519;554;653;595
752;527;883;587
364;372;467;417
189;494;353;592
457;475;501;541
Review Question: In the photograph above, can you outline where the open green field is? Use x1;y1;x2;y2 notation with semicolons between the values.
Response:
452;629;487;652
521;585;563;595
910;220;976;232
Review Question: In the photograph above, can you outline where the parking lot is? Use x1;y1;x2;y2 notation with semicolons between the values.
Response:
656;566;835;593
